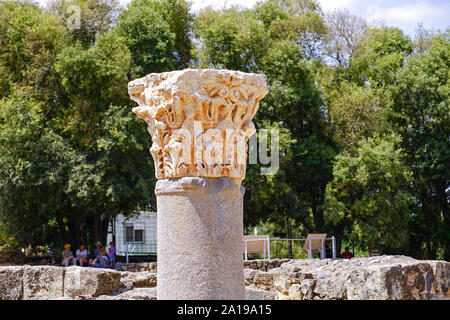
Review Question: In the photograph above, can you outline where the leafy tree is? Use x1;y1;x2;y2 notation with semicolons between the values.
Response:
194;6;267;71
390;34;450;259
0;0;67;105
193;5;334;243
0;0;169;248
254;0;327;59
55;31;132;149
114;0;177;77
348;27;413;87
0;0;447;260
47;0;121;47
0;90;87;247
125;0;193;69
327;82;391;150
324;134;413;253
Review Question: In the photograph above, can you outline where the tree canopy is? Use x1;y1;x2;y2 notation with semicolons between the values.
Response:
0;0;448;260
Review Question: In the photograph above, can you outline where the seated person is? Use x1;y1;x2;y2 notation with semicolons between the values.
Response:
76;244;89;267
61;244;76;266
340;246;354;259
89;247;110;269
88;241;102;265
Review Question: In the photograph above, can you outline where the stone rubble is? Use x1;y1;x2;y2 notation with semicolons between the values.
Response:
0;255;448;300
245;255;449;300
114;262;157;273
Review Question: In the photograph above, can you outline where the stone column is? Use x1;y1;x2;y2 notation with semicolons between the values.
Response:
128;69;268;300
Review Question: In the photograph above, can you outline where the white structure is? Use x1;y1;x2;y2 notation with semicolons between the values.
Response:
107;211;157;256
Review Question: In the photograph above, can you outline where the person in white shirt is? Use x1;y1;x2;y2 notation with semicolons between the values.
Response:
76;244;89;267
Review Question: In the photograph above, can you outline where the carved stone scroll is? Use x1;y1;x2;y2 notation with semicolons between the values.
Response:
128;69;268;181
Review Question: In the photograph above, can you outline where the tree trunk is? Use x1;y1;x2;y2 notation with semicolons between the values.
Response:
334;225;345;257
68;221;79;253
312;193;324;233
93;214;102;245
93;213;109;247
286;217;292;259
101;218;109;247
438;180;449;261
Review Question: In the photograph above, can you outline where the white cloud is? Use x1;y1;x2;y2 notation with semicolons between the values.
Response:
32;0;450;36
317;0;359;12
366;1;450;34
189;0;259;12
367;2;449;22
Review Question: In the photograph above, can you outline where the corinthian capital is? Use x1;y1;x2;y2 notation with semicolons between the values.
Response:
128;69;268;181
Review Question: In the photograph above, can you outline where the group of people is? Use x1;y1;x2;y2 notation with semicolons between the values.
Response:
61;241;116;269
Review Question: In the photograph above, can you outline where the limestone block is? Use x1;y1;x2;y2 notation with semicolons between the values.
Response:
23;266;64;300
64;267;121;297
425;260;449;297
300;279;317;300
244;269;257;286
273;272;298;295
313;278;347;300
253;271;274;291
148;262;157;273
401;263;430;298
288;284;302;300
245;287;266;300
346;265;405;300
276;292;290;300
0;266;24;300
119;271;157;290
97;287;157;300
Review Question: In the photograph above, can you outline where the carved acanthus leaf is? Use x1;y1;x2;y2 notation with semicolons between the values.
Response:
128;69;268;180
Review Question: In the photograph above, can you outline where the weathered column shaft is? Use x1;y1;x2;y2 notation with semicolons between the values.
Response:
128;69;268;300
156;177;244;299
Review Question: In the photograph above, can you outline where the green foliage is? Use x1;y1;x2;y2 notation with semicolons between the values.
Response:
0;0;447;260
115;0;176;76
0;90;86;246
194;6;267;71
0;0;158;248
0;0;67;102
348;27;413;87
328;82;391;149
254;0;327;59
48;0;121;47
55;31;132;148
390;34;450;259
324;134;413;250
134;0;193;68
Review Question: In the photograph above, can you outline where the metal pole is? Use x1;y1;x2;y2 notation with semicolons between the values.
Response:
244;241;248;261
321;239;325;259
308;239;312;259
268;238;271;260
263;240;266;260
126;242;129;264
332;236;336;259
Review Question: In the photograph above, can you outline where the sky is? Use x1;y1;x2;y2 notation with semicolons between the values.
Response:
35;0;450;37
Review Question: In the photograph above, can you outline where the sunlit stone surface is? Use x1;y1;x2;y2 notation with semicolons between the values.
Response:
128;69;268;299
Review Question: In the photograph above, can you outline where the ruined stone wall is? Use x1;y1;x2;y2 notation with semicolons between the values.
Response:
245;256;449;300
114;262;157;273
1;255;448;300
112;259;291;273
